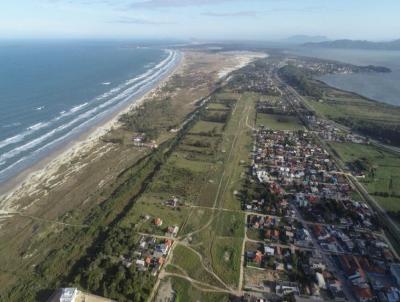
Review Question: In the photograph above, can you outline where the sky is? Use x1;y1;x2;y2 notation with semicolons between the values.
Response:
1;0;400;41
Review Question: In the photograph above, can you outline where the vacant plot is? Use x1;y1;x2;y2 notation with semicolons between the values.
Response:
305;87;400;127
211;237;243;287
329;142;400;213
171;245;226;288
149;152;211;204
189;121;224;135
166;277;230;302
213;211;245;238
207;103;230;111
180;207;214;235
256;113;304;130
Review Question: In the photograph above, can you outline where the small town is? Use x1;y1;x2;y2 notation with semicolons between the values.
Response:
46;53;400;302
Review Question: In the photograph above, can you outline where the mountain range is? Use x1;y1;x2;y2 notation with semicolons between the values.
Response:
303;39;400;50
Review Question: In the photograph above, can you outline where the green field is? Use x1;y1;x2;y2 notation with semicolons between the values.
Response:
329;142;400;213
165;277;230;302
163;90;254;295
256;112;304;130
207;103;230;110
170;245;226;287
210;237;243;286
189;121;224;135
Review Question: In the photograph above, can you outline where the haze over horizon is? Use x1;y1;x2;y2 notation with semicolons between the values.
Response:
1;0;400;41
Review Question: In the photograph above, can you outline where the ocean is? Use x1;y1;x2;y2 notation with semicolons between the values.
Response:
0;41;180;184
289;47;400;106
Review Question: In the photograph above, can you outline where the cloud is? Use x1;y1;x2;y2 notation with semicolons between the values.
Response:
202;11;258;17
128;0;239;8
110;16;175;25
202;6;329;18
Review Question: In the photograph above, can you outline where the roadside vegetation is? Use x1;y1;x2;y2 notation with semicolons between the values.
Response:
329;142;400;219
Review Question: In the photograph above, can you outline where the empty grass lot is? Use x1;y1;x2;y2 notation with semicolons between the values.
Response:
329;142;400;213
256;113;304;130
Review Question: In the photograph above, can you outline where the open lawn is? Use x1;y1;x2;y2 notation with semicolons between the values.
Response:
166;277;230;302
189;121;224;135
256;113;304;130
329;142;400;213
211;237;243;287
207;103;230;111
170;245;226;288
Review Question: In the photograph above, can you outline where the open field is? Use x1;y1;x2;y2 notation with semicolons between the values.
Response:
329;142;400;214
189;121;224;135
151;90;256;298
161;277;230;302
256;112;304;130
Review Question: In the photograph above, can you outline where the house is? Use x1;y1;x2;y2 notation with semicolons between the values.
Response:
59;288;78;302
352;284;374;302
264;245;275;256
156;243;169;255
167;226;179;237
136;259;146;268
154;218;163;226
316;272;326;289
255;251;263;264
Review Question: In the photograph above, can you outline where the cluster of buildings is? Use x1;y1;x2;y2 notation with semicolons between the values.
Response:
306;116;368;144
243;126;400;301
257;97;295;116
283;57;383;76
132;133;158;148
228;63;280;95
245;241;347;300
334;255;400;302
247;214;311;247
128;236;173;276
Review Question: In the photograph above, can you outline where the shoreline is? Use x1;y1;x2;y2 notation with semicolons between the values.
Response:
0;51;184;206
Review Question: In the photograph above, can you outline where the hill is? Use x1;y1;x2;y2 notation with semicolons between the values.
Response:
303;39;400;50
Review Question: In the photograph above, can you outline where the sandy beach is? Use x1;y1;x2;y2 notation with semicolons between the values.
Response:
0;51;183;210
0;50;266;213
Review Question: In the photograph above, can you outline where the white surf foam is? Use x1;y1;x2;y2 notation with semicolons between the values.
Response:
0;50;179;175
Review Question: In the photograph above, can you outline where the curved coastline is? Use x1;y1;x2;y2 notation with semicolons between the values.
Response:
0;49;183;203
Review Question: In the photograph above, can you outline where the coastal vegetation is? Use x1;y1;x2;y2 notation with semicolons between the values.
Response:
0;51;230;301
329;142;400;220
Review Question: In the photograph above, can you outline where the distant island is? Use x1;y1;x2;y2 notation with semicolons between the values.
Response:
282;35;329;44
303;38;400;50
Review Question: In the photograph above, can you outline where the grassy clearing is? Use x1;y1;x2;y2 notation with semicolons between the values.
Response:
256;113;304;130
213;211;245;238
215;92;239;101
149;153;210;204
189;121;224;135
306;91;400;126
180;207;214;235
167;277;230;302
218;92;256;211
211;237;243;287
329;142;400;213
207;103;230;110
171;245;226;288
